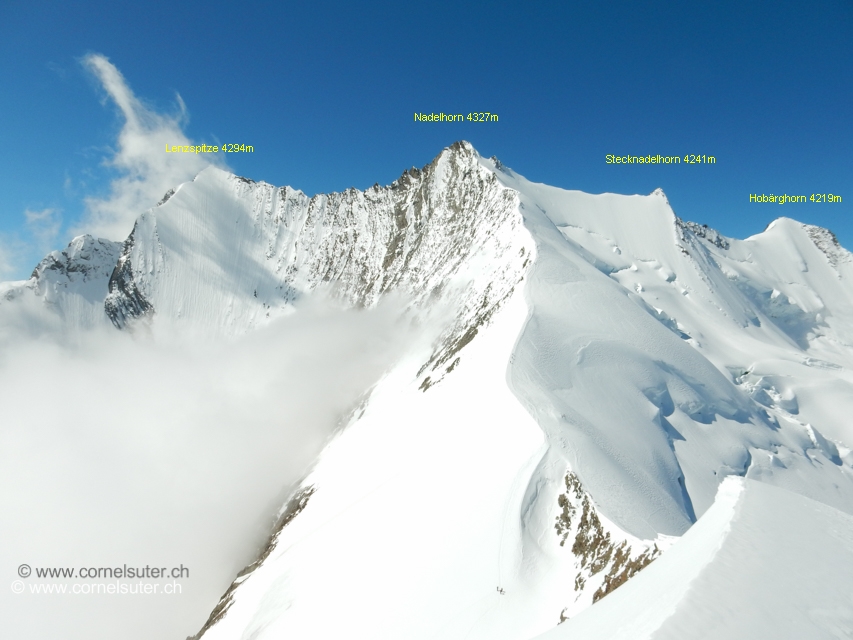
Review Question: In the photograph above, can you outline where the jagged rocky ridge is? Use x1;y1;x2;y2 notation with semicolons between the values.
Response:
104;141;528;386
190;486;317;640
104;231;154;328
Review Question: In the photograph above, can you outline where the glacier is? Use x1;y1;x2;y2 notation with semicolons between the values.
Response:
2;141;853;639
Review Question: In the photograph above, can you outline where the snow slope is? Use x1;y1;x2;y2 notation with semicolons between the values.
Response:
3;142;853;639
492;162;853;538
533;476;853;640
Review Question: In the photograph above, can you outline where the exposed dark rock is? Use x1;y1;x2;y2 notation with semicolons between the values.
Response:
804;224;851;270
188;486;316;640
104;228;154;329
677;218;730;250
554;472;661;608
593;544;659;602
157;188;175;206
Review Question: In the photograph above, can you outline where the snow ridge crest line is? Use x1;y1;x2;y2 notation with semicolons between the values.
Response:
534;477;747;640
632;477;746;640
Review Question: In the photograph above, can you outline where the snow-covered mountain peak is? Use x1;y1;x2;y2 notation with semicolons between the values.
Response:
30;234;122;287
180;143;853;638
650;186;669;203
0;234;122;331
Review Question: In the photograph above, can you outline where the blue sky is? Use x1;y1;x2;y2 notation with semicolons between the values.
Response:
1;0;850;279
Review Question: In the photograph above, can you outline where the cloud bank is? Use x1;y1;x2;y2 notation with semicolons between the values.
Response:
0;296;424;640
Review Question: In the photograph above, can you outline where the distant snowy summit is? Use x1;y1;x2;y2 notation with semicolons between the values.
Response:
4;142;853;640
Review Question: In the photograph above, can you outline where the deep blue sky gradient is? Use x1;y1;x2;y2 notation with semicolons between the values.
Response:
1;0;851;277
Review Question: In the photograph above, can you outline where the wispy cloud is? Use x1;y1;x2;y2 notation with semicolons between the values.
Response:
24;207;62;252
76;53;226;240
0;55;224;283
0;210;62;282
0;232;34;282
0;235;25;281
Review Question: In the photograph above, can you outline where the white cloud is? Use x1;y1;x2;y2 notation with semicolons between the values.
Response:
76;54;226;241
0;209;61;282
0;296;422;640
0;234;28;282
0;241;13;281
0;55;224;283
24;207;62;251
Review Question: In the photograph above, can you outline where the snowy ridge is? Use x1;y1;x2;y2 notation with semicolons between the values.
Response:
490;163;853;537
535;477;853;640
3;142;853;639
803;222;852;270
105;142;528;385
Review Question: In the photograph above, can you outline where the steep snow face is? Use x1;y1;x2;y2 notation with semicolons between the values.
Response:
534;477;853;640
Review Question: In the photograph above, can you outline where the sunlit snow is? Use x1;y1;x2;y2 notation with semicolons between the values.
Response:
2;142;852;640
